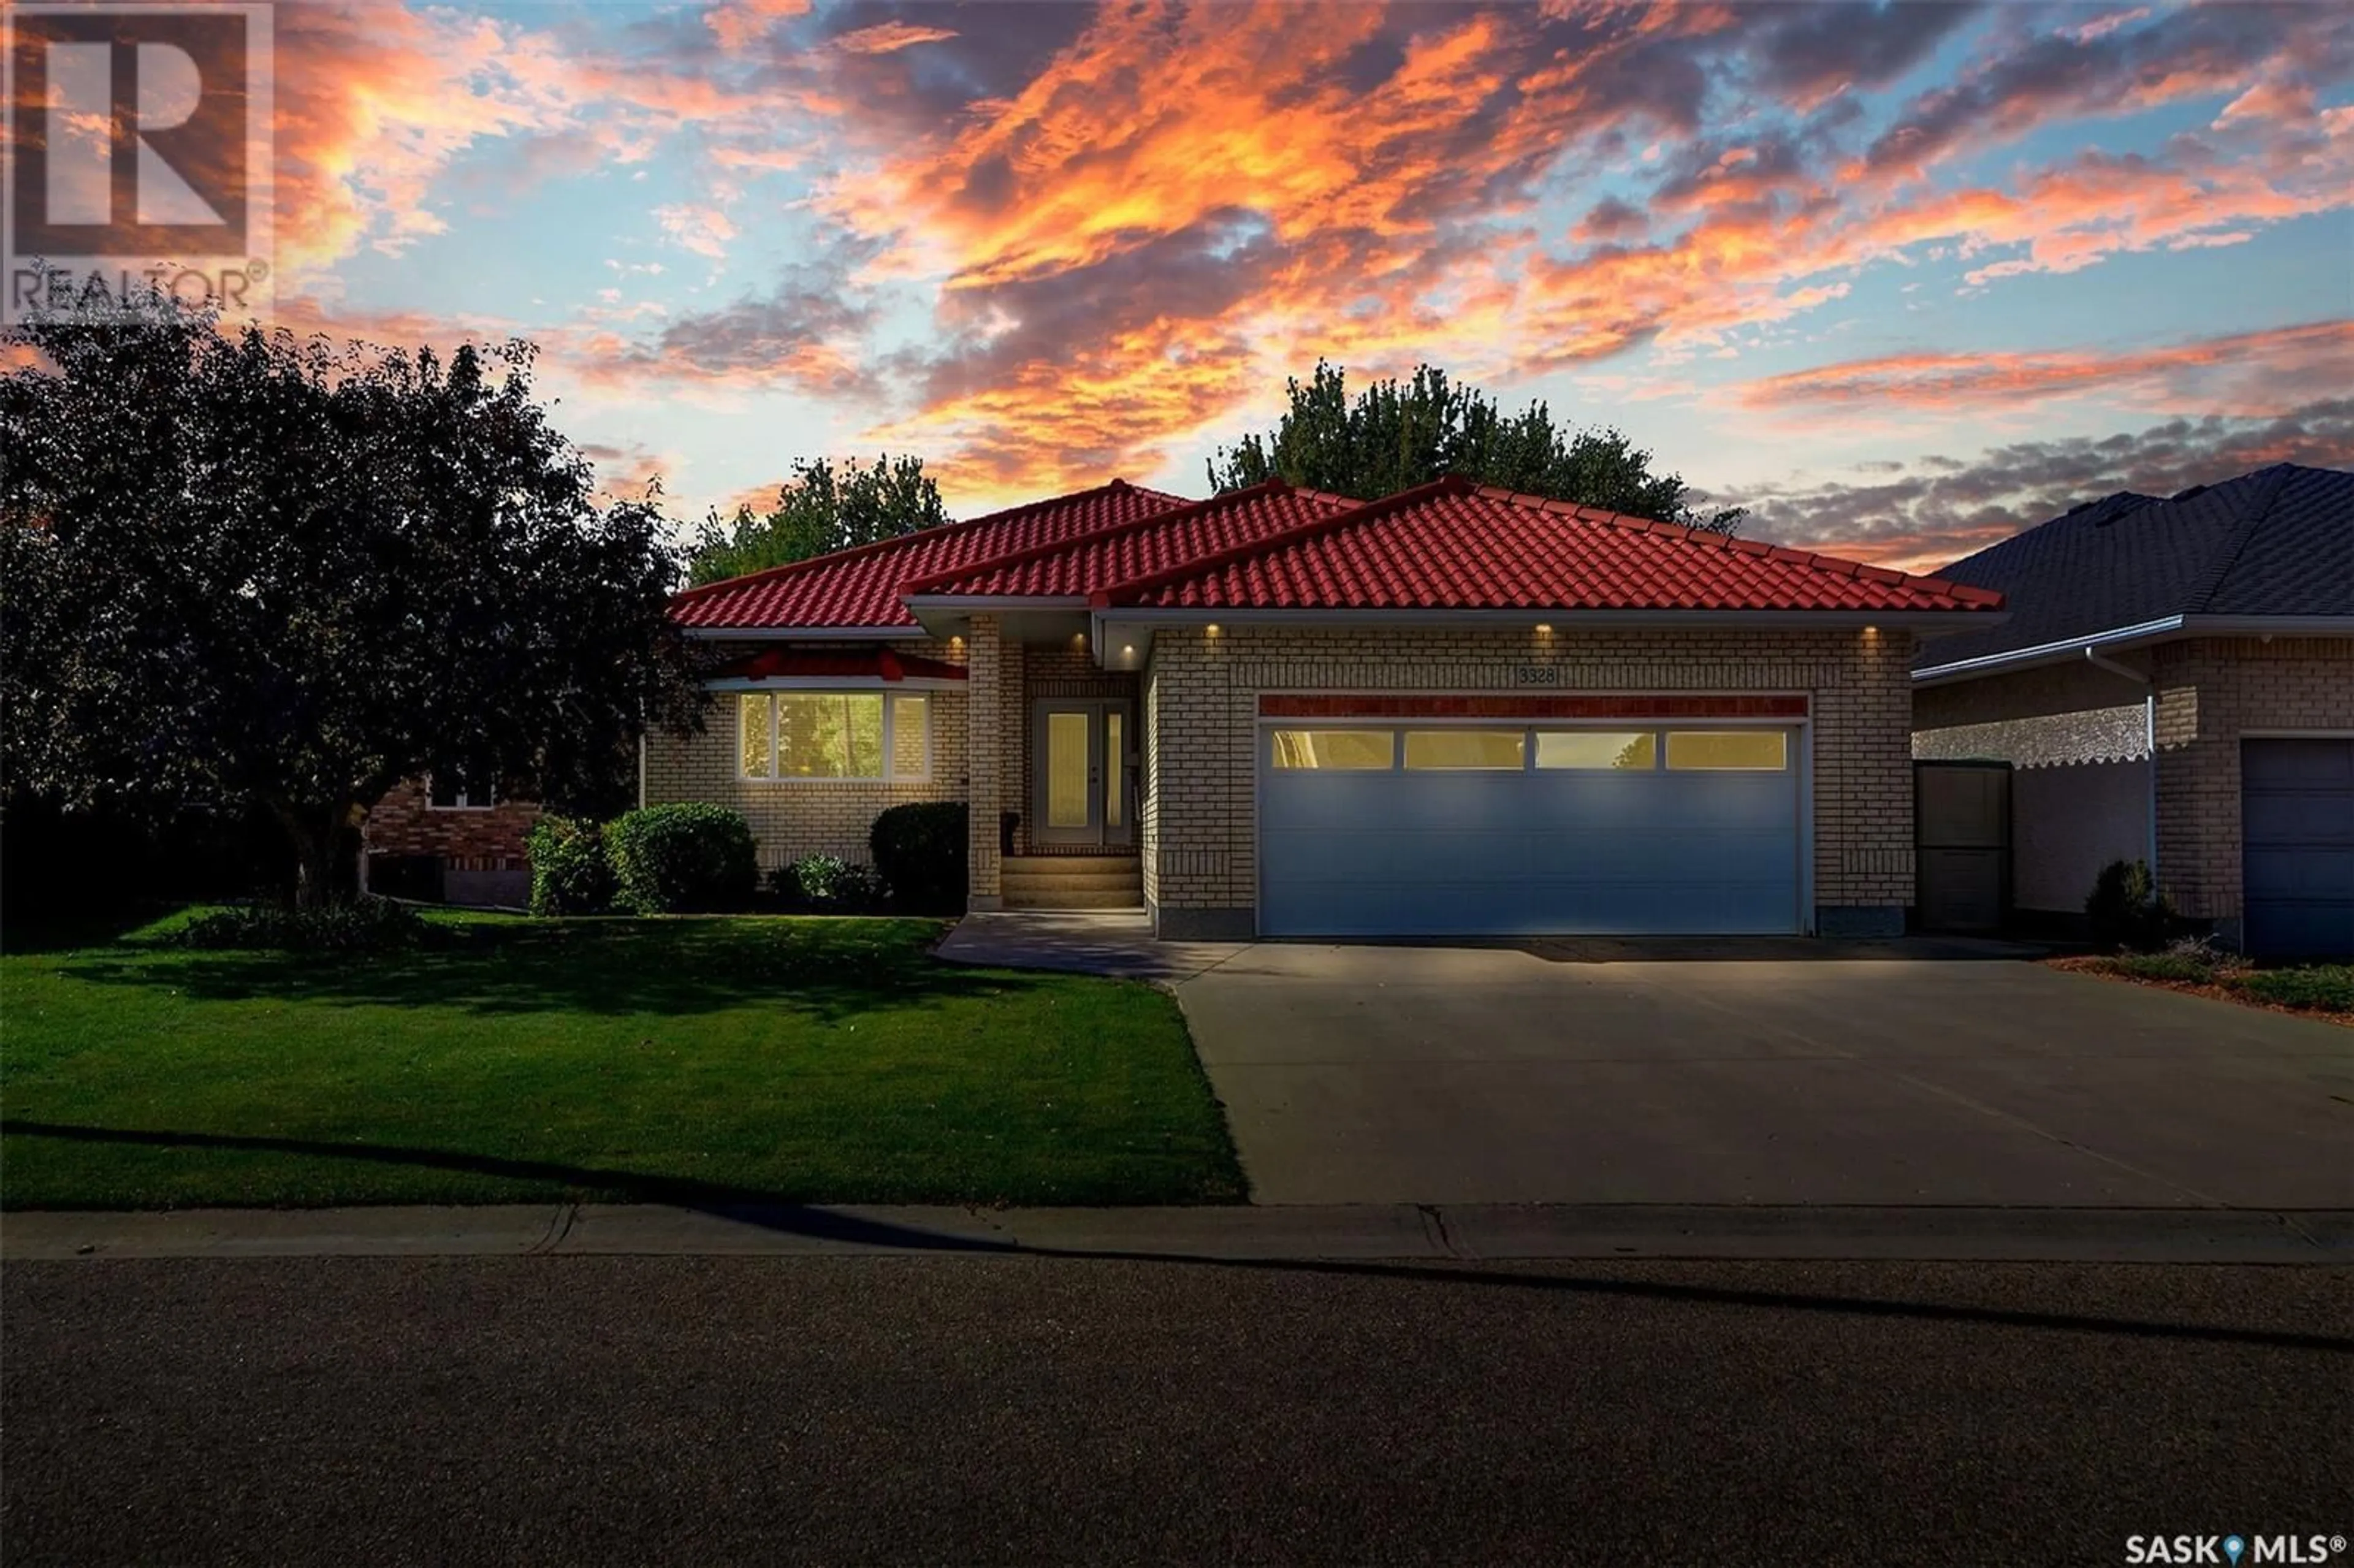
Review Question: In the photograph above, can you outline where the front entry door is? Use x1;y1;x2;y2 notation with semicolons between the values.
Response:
1032;699;1134;848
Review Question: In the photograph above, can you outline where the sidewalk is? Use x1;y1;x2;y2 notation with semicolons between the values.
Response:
6;1201;2347;1263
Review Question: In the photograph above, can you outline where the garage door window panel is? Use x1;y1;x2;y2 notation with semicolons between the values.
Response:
1535;731;1657;771
1666;731;1788;771
1403;730;1525;770
1271;729;1396;770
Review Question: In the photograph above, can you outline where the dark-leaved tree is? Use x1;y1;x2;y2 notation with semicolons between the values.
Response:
0;303;707;907
688;453;947;585
1208;361;1744;533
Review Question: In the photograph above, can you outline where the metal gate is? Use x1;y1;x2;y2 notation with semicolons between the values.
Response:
1916;761;2011;934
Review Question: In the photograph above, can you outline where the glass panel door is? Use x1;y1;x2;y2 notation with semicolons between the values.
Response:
1032;699;1135;848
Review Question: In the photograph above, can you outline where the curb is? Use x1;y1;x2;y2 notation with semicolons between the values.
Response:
6;1203;2348;1265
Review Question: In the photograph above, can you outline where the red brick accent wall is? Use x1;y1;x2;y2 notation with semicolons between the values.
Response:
362;778;539;871
1261;694;1810;719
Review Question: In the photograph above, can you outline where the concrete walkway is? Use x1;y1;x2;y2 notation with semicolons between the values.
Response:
6;1202;2348;1263
937;910;1245;981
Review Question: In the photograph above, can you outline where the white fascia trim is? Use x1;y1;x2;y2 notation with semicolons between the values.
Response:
679;626;921;641
1097;607;2000;630
899;595;1092;611
1911;614;2354;686
704;677;965;693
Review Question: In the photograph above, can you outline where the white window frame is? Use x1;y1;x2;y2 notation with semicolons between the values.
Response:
736;690;932;784
426;772;495;811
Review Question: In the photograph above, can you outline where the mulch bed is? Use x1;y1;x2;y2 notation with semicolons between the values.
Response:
2043;956;2354;1029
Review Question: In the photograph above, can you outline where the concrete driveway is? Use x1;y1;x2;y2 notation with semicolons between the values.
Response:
1170;942;2354;1207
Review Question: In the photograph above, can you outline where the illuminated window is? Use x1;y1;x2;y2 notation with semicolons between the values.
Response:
1403;730;1525;770
1534;731;1656;770
1270;729;1395;770
1665;731;1788;771
737;692;929;780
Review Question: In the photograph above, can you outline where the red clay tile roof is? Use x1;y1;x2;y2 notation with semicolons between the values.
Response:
672;474;2002;629
1092;477;2006;615
905;480;1360;599
712;646;966;682
670;479;1190;630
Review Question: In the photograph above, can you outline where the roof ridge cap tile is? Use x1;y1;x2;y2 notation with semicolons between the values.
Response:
672;477;1175;604
1091;475;1469;608
901;479;1274;596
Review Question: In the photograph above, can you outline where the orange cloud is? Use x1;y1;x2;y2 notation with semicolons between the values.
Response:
269;4;583;283
1737;321;2354;414
834;23;959;56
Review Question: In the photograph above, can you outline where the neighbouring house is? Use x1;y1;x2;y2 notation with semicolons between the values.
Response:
1911;463;2353;957
362;770;539;908
655;474;2003;939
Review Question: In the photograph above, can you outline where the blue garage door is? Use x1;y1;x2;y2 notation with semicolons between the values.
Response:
1260;725;1803;937
2242;738;2354;959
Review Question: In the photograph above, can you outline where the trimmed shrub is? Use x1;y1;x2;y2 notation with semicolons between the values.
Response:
772;853;882;913
175;897;436;953
870;802;967;912
603;804;758;914
2112;952;2214;984
2084;858;2174;953
525;814;614;915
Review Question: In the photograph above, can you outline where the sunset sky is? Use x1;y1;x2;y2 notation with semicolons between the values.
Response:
246;0;2350;571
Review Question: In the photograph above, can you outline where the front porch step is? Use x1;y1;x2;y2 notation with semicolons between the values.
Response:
1002;869;1142;894
1000;854;1143;910
1004;855;1139;873
1003;888;1144;910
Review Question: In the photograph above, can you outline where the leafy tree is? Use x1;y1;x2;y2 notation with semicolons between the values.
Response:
0;302;707;907
1208;361;1744;533
688;454;948;585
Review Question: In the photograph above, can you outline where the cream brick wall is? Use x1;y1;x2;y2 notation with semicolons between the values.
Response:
641;637;969;873
966;617;1004;905
2148;637;2354;929
1140;623;1919;933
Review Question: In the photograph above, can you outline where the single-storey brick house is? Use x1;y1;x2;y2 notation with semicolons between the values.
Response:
1911;463;2353;957
656;474;2003;939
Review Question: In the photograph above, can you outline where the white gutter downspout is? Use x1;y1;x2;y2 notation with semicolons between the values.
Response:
2085;646;2158;878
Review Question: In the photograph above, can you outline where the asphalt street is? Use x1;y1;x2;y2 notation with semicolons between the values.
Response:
5;1255;2349;1566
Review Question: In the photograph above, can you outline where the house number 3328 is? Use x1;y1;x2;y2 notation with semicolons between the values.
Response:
1514;665;1561;686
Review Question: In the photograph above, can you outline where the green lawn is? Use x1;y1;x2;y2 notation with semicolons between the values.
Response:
0;911;1245;1209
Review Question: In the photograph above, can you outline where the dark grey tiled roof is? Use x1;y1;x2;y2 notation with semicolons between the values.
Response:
1913;463;2354;670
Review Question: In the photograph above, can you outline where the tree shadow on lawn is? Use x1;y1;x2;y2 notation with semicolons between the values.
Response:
6;1119;2343;1355
51;919;1083;1023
